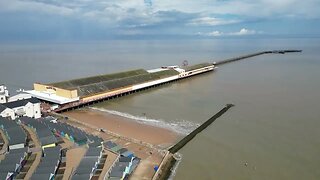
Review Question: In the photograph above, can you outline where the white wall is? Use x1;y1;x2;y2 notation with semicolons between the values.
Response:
0;108;15;120
24;102;34;118
8;94;32;102
0;85;4;93
0;85;9;103
0;95;6;103
33;103;41;119
10;102;42;119
9;143;25;150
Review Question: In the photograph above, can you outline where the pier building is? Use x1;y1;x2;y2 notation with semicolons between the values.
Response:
26;63;215;112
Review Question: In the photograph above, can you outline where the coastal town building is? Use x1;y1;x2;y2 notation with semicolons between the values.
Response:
0;85;9;104
0;97;41;120
0;104;15;120
8;93;32;102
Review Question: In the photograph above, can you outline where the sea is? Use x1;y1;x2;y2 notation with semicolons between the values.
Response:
1;38;319;179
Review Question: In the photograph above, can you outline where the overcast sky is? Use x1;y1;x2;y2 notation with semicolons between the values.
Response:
0;0;319;41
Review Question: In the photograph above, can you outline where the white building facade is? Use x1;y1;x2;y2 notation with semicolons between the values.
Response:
0;85;9;103
0;97;41;120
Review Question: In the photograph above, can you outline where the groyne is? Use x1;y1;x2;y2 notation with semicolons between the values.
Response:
215;50;302;65
152;104;234;180
168;104;234;153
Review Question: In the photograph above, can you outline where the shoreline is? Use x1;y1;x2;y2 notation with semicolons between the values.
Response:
63;108;181;147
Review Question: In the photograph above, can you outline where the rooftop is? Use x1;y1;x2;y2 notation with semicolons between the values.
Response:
1;97;40;109
49;69;148;90
19;117;57;146
182;62;213;72
25;90;80;104
42;68;179;98
0;104;7;112
0;117;26;146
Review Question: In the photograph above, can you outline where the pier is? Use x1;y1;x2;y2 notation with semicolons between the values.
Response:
25;49;301;113
214;50;302;65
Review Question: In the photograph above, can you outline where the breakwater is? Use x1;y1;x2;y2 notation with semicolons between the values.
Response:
168;104;234;154
215;50;302;65
153;104;234;180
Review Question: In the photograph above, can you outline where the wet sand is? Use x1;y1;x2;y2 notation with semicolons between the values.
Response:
63;109;180;146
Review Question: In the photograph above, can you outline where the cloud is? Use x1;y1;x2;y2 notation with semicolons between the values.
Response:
144;0;153;7
189;17;240;26
0;0;76;16
0;0;319;40
208;31;223;37
230;28;256;36
2;0;319;25
199;31;224;37
200;28;259;37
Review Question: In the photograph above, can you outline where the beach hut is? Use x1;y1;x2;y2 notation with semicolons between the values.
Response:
111;145;121;152
121;151;134;158
0;117;26;150
103;141;117;149
117;148;128;154
129;157;141;174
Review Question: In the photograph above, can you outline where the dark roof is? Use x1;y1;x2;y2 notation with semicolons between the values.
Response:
109;165;126;177
72;174;91;180
85;147;101;157
104;141;117;149
27;97;41;104
32;147;60;177
7;128;26;146
41;120;88;145
0;104;7;112
2;97;40;109
0;117;26;147
73;147;102;178
19;117;57;146
87;135;103;147
46;69;179;97
49;69;148;90
118;148;128;154
31;173;52;180
0;148;27;173
2;99;29;109
119;156;131;162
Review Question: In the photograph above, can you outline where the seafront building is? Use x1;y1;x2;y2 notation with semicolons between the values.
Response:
26;63;215;112
0;85;9;104
0;97;41;120
0;84;41;120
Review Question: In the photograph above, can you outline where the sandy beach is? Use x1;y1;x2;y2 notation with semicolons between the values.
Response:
63;109;180;147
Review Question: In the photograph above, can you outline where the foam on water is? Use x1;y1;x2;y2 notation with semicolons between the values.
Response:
89;107;199;135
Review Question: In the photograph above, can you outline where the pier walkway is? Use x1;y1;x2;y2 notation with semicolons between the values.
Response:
214;50;302;65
